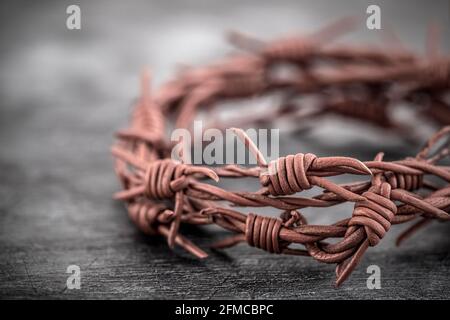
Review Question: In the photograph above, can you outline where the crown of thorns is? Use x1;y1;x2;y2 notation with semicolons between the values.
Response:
111;18;450;287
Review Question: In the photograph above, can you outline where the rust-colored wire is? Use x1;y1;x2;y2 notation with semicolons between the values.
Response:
111;20;450;287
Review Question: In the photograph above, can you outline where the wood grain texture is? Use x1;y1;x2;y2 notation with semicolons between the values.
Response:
0;0;449;299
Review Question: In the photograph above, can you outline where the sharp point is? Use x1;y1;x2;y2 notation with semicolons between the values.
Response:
334;277;343;288
358;160;373;175
110;145;121;155
208;170;220;182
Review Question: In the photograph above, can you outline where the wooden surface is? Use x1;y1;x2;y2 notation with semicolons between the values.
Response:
0;0;449;299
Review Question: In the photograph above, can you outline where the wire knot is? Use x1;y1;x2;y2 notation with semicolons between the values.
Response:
260;153;317;196
245;213;283;253
383;171;423;191
349;182;397;246
128;201;172;235
144;159;189;199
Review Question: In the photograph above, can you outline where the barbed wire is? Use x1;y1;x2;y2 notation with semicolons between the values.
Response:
112;18;450;287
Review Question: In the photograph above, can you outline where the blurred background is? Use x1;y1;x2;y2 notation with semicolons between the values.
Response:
0;0;449;299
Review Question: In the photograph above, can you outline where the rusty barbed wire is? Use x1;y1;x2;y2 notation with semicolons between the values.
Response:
111;19;450;287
